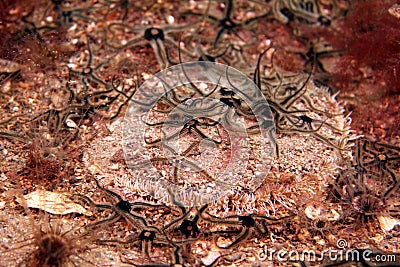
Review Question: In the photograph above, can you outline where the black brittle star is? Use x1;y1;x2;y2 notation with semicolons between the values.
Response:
183;0;271;47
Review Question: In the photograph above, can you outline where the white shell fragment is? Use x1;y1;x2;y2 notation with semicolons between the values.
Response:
201;251;221;266
23;189;92;216
377;215;400;232
305;204;340;221
305;205;321;220
388;4;400;19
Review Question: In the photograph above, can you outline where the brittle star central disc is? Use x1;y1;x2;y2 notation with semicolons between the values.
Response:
122;62;276;206
153;98;235;187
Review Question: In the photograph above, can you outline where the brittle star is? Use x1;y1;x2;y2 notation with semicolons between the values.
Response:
106;20;201;69
132;140;215;185
183;0;271;47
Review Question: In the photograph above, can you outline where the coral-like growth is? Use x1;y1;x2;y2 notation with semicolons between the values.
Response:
0;0;71;72
24;142;63;183
325;0;400;93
